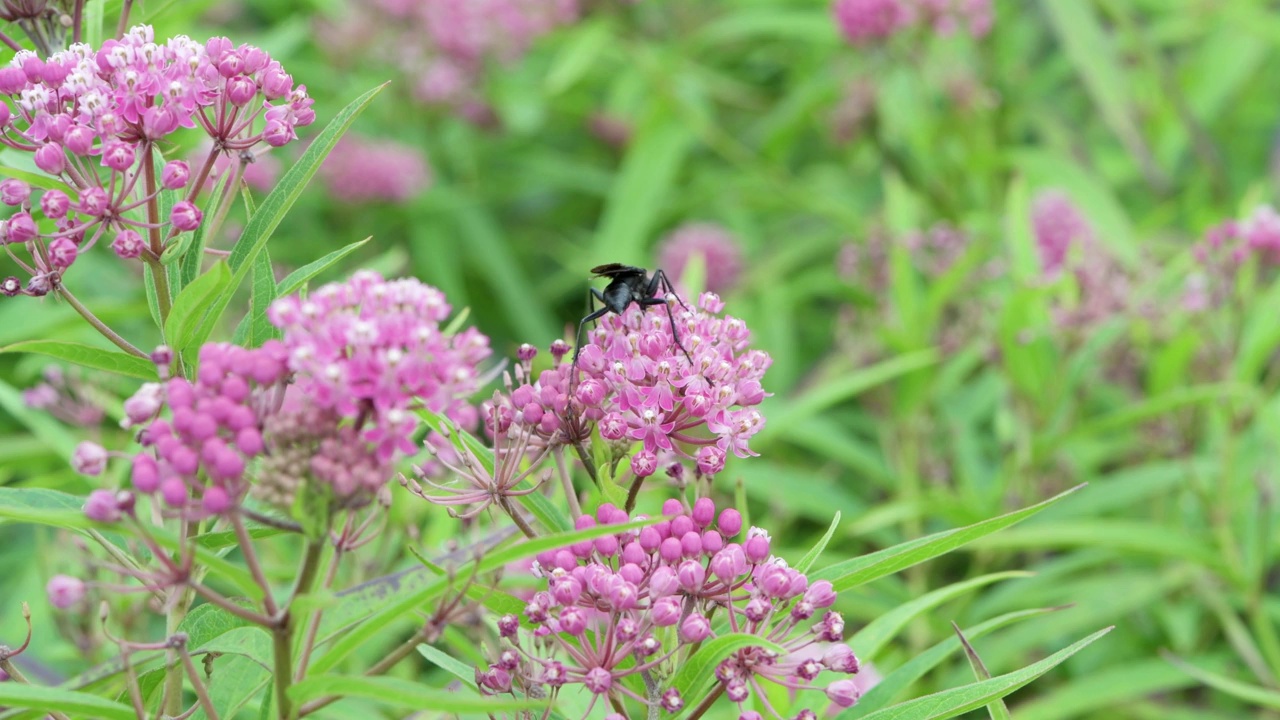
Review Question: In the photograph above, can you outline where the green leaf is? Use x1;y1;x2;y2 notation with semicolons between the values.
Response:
1041;1;1163;191
812;485;1084;591
850;608;1067;717
950;623;1010;720
0;340;156;381
164;260;232;352
755;349;938;447
248;246;279;347
1162;651;1280;709
142;262;164;330
851;572;1031;661
276;237;371;297
855;627;1114;720
190;83;387;351
287;675;538;712
794;510;841;574
968;521;1227;572
0;684;136;719
591;114;693;262
672;633;790;697
416;644;479;689
0;487;91;530
545;20;612;94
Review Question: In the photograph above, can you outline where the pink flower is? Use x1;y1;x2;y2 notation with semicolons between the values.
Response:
1031;190;1093;277
498;290;769;478
833;0;910;44
656;222;744;294
320;135;432;203
269;270;490;463
71;441;108;476
47;574;85;609
483;499;862;717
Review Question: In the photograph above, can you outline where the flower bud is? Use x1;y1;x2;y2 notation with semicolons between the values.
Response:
47;237;77;270
692;497;716;527
263;120;295;147
64;125;94;155
497;614;519;638
680;613;711;642
203;486;232;514
40;190;69;218
744;530;771;563
101;142;135;172
651;596;681;626
823;643;861;674
696;445;726;476
677;558;706;591
558;606;587;636
649;565;679;596
583;667;612;695
78;187;108;216
170;201;203;232
34;143;66;174
160;477;188;507
680;530;703;557
804;580;837;608
0;179;29;206
660;687;684;712
71;441;108;476
46;575;85;609
659;536;683;562
83;489;120;522
162;160;190;190
226;75;257;106
710;546;745;582
825;679;861;708
131;453;160;492
6;213;36;243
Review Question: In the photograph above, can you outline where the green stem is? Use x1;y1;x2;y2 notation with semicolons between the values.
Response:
55;286;148;358
161;523;199;717
275;538;326;720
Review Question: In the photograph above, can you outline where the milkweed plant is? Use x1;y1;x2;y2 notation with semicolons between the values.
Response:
0;4;1109;720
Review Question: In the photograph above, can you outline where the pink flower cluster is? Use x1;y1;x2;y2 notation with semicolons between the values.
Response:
0;25;312;293
320;135;432;204
267;270;492;462
1032;191;1093;277
1185;205;1280;311
340;0;577;120
1030;191;1130;330
125;342;289;517
656;222;744;295
479;498;862;717
833;0;993;45
497;292;770;478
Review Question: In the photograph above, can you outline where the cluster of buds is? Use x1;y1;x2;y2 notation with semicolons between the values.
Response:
1030;190;1131;331
477;498;861;717
0;24;312;294
833;0;993;45
118;343;288;518
494;292;770;480
1184;205;1280;312
323;0;578;124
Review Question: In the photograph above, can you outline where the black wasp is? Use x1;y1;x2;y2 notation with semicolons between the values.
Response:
573;263;694;366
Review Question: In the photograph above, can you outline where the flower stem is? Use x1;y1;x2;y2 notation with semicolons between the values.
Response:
625;473;646;514
499;496;539;539
274;538;326;720
682;683;724;720
55;286;148;358
553;447;583;519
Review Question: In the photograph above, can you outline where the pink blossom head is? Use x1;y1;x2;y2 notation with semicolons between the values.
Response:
320;135;432;204
1031;190;1093;276
657;222;744;294
268;270;490;464
47;574;85;609
833;0;910;44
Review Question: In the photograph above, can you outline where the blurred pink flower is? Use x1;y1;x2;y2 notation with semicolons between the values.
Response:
656;222;744;294
320;135;432;203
